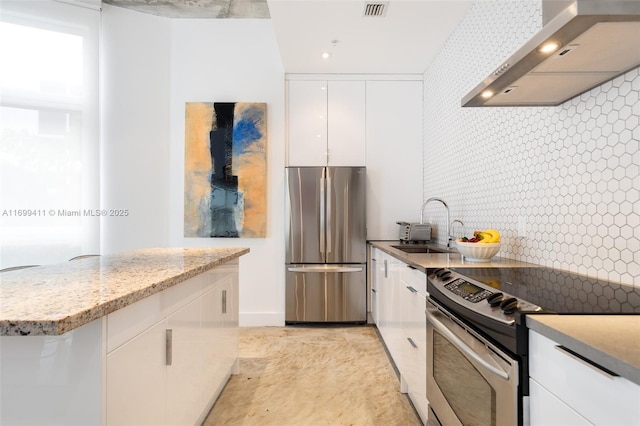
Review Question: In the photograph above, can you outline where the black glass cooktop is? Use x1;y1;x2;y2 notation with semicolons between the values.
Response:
450;267;640;314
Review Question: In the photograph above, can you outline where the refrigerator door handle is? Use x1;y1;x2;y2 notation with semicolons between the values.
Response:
287;266;364;273
320;168;326;258
326;171;332;256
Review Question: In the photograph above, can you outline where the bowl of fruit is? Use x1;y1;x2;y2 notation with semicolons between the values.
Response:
455;229;501;262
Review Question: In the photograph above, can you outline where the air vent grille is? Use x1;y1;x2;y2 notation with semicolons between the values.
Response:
363;2;388;17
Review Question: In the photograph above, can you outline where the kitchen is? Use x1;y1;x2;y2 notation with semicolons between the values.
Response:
0;0;638;425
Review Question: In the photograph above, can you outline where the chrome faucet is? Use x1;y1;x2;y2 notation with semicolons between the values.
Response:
420;197;451;247
449;219;465;241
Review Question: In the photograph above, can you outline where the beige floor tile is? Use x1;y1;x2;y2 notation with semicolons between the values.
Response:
203;326;421;426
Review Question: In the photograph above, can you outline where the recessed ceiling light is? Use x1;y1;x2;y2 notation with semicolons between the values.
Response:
481;90;493;99
321;52;331;60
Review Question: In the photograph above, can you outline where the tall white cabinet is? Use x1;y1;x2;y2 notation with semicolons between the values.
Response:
365;80;423;240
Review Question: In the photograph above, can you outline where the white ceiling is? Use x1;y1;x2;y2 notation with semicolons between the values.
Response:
267;0;473;74
102;0;473;74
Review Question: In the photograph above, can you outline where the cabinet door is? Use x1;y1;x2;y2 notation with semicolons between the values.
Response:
370;248;379;324
400;265;428;422
385;254;404;368
166;297;202;426
220;275;239;377
365;80;423;240
106;319;168;426
327;81;365;166
529;330;640;425
202;283;226;407
529;379;591;426
287;80;328;166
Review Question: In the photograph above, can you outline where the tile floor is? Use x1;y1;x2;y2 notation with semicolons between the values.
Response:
203;325;422;426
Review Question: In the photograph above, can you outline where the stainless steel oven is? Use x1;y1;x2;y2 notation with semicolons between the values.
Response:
426;298;518;426
426;265;640;426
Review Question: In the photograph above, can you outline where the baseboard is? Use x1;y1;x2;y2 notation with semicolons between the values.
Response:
239;312;285;327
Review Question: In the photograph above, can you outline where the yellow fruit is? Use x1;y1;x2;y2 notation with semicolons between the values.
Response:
482;229;501;243
477;232;493;243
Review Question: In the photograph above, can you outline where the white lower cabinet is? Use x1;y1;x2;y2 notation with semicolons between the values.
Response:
106;262;239;425
400;265;428;423
529;330;640;426
529;379;591;426
371;247;428;424
166;296;204;426
107;319;168;425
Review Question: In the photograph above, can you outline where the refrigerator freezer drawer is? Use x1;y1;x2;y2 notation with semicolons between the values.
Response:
285;265;366;323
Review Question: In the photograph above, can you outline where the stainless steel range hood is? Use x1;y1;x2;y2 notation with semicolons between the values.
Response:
462;0;640;107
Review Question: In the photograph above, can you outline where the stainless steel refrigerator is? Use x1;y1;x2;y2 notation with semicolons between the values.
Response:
285;166;366;323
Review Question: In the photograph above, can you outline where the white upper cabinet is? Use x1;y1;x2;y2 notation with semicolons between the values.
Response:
327;81;366;166
287;80;328;166
287;79;365;166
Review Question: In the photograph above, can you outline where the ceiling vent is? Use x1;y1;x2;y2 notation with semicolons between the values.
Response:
363;2;388;17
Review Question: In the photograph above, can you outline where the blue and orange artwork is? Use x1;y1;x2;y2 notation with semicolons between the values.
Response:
184;102;267;238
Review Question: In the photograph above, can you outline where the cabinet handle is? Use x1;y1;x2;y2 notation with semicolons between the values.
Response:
371;288;377;293
384;259;388;278
554;345;619;378
406;285;417;293
166;329;173;366
222;289;227;314
407;337;418;349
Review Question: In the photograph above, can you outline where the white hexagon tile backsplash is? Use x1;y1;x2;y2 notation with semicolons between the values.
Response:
422;0;640;287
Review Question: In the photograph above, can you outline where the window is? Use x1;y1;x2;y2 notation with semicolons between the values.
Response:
0;0;99;267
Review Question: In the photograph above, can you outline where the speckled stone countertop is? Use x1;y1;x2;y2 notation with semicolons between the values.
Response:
369;240;538;271
0;247;249;336
527;315;640;386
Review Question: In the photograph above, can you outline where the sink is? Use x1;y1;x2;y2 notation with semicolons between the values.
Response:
390;244;454;254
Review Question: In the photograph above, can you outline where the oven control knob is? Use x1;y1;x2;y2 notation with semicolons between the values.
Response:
486;292;504;307
435;269;450;279
500;297;519;314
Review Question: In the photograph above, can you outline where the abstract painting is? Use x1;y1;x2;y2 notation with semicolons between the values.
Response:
184;102;267;238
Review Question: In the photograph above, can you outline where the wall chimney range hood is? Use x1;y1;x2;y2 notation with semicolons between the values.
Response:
462;0;640;107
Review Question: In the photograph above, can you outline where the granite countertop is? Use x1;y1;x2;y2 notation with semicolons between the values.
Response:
0;247;249;336
527;315;640;386
369;240;538;271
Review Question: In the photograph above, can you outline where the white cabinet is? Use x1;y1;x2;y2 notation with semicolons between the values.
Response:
365;80;423;240
370;247;380;324
287;79;365;166
399;265;428;423
371;247;428;424
106;263;239;426
106;319;168;426
375;249;403;364
529;379;591;426
166;296;203;425
529;330;640;426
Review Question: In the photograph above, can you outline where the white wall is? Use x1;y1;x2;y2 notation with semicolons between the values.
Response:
101;6;286;325
101;5;171;253
422;0;640;287
168;20;285;326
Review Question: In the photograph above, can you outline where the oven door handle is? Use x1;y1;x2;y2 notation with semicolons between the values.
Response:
427;310;509;380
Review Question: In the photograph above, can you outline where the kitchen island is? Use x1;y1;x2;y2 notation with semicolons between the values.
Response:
0;247;248;425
